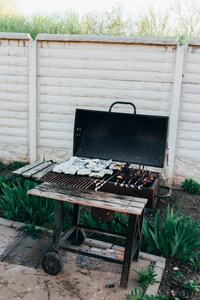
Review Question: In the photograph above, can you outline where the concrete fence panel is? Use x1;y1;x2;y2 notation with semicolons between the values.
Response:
0;33;32;162
0;33;199;185
35;35;177;167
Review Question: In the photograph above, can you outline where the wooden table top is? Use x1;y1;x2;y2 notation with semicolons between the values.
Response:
28;182;147;215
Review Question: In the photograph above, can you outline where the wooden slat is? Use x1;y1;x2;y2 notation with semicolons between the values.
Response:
32;164;55;180
22;161;54;178
28;182;147;215
12;160;42;175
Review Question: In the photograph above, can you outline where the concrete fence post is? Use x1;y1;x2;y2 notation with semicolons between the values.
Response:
28;39;37;163
167;45;186;184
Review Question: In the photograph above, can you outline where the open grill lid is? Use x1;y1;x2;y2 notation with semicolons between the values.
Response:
73;102;169;168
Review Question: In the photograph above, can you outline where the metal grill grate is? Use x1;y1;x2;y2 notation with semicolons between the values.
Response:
40;172;98;190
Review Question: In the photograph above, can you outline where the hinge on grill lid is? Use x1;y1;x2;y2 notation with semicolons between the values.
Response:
167;145;169;166
76;128;81;137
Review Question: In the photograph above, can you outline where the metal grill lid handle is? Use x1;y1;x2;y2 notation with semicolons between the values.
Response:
109;102;136;114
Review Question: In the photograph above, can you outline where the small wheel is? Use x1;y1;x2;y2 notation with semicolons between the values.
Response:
68;229;86;246
42;252;64;275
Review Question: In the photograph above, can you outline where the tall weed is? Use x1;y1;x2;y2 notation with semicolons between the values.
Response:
143;205;200;261
0;180;55;226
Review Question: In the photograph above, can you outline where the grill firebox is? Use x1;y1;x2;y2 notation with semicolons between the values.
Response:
40;167;162;208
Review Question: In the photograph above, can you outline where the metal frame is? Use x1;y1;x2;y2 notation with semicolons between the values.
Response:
52;200;145;289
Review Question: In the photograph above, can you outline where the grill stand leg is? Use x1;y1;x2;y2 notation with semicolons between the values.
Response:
73;203;80;226
134;210;145;260
41;200;64;276
120;210;144;289
71;204;86;246
72;203;80;243
52;200;64;253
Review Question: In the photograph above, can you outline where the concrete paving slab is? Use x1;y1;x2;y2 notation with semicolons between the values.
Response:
0;262;80;300
0;218;14;227
0;222;165;299
12;221;25;230
0;224;19;255
27;250;150;300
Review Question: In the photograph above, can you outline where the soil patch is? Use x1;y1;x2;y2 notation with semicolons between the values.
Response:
144;190;200;299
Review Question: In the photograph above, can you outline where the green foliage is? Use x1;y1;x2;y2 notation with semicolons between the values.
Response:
0;173;26;197
0;180;55;226
0;161;74;230
189;256;200;271
0;160;4;170
0;161;26;172
143;205;200;261
1;0;200;40
83;5;129;36
177;33;187;46
0;175;9;195
174;270;183;280
0;10;83;39
80;210;128;244
62;202;74;231
125;288;145;300
0;0;20;16
133;267;160;290
125;288;167;300
145;208;154;215
21;223;42;238
184;280;200;293
181;179;200;194
27;11;83;39
10;161;27;171
132;7;170;38
172;0;200;39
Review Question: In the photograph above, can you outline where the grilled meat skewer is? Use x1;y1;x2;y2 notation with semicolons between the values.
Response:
115;172;125;186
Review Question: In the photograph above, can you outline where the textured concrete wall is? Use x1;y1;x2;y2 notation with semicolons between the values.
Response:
0;33;31;163
1;33;200;185
36;35;177;167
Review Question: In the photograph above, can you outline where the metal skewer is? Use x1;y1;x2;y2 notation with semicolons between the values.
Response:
131;180;138;188
120;177;129;187
126;178;134;187
95;171;120;191
115;178;120;186
95;175;110;187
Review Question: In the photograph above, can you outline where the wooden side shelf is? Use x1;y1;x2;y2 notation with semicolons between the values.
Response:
28;182;147;215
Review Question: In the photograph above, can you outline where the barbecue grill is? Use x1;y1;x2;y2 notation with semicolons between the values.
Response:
38;101;170;208
12;101;171;288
